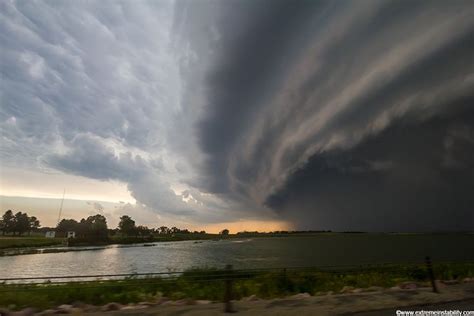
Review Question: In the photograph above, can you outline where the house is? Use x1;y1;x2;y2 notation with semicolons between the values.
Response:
45;231;56;238
67;231;76;238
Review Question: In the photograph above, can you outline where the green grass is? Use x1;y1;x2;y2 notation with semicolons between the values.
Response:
0;234;224;250
0;237;63;249
1;262;473;310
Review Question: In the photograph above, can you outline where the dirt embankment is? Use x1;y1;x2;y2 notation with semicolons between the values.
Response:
3;279;472;316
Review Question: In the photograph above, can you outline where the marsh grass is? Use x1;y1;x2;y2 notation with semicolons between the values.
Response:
1;263;473;310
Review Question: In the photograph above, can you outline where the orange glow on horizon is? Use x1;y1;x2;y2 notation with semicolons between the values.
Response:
195;220;294;234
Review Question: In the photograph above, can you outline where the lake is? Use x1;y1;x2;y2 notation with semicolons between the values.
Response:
1;234;473;280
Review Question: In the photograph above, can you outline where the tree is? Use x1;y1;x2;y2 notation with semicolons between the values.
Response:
28;216;40;235
1;210;14;235
158;226;170;234
135;225;151;237
13;212;30;236
1;211;41;235
87;214;108;240
57;219;79;233
77;214;108;240
77;219;88;238
220;229;229;235
171;227;180;234
118;215;136;237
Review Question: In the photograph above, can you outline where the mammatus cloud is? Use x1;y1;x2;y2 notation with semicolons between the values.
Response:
2;0;474;230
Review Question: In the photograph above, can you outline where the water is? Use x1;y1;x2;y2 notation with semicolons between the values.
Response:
1;234;473;279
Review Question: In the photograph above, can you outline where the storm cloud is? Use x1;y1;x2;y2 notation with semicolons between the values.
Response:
180;0;474;230
1;0;474;230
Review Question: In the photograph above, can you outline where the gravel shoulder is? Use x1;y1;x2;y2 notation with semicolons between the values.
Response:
81;282;474;316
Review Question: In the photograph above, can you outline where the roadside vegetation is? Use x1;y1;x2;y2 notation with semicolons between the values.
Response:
1;262;473;310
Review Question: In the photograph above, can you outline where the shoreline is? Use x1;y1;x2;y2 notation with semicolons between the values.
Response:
0;239;217;257
0;235;225;256
2;232;474;257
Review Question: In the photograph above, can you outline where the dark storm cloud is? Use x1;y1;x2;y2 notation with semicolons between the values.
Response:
185;0;474;230
195;0;332;192
266;103;474;231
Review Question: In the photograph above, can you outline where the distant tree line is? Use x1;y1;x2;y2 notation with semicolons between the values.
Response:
235;230;332;236
0;210;227;240
116;215;208;237
0;209;340;241
57;214;108;240
0;210;40;236
55;214;215;240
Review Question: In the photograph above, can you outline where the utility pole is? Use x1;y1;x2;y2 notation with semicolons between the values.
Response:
57;188;66;226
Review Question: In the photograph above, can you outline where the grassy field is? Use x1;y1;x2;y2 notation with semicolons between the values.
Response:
0;234;227;256
1;262;473;310
0;234;223;250
0;237;63;249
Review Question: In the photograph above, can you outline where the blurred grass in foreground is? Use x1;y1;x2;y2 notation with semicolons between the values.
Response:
1;262;473;310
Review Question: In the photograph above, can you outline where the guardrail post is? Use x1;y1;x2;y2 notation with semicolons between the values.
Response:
224;264;235;313
425;256;439;293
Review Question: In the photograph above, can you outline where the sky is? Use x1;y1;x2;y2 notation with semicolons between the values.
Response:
1;0;473;232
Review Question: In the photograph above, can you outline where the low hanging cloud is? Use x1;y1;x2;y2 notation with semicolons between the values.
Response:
43;134;241;223
266;110;474;231
1;0;474;231
179;0;474;231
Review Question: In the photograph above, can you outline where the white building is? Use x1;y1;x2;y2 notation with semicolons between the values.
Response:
45;231;56;238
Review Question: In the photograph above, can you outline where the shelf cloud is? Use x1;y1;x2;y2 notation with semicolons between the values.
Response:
1;0;473;230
